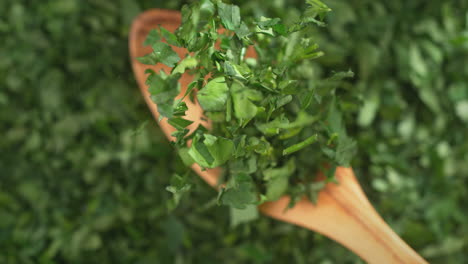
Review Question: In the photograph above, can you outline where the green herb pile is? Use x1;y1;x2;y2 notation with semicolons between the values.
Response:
1;0;467;263
321;0;468;259
139;0;357;209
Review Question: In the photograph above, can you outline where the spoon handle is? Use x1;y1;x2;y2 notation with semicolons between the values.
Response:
259;167;427;264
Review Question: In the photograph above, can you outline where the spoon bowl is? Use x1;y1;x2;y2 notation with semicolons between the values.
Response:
129;9;427;264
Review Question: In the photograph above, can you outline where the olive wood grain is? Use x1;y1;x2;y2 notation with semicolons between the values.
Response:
129;9;427;264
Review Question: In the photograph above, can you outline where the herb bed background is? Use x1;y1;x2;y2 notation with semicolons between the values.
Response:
0;0;467;263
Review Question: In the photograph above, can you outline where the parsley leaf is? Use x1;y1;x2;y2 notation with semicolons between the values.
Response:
188;133;234;168
143;29;161;46
147;71;181;118
138;42;180;67
217;2;241;31
219;173;258;209
263;159;296;201
198;77;229;111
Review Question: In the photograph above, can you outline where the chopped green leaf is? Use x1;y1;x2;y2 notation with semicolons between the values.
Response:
152;42;180;67
168;117;194;130
188;134;234;168
263;159;296;200
230;204;259;227
231;81;258;122
219;174;257;209
172;56;198;74
143;29;161;46
217;2;241;30
160;26;181;47
198;77;229;111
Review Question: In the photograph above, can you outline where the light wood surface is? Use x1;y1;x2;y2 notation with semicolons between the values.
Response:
129;9;428;264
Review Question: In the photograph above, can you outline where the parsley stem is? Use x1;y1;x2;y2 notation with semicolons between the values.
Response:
282;134;318;156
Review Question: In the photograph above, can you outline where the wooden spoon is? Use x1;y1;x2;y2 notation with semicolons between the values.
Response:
129;9;427;264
